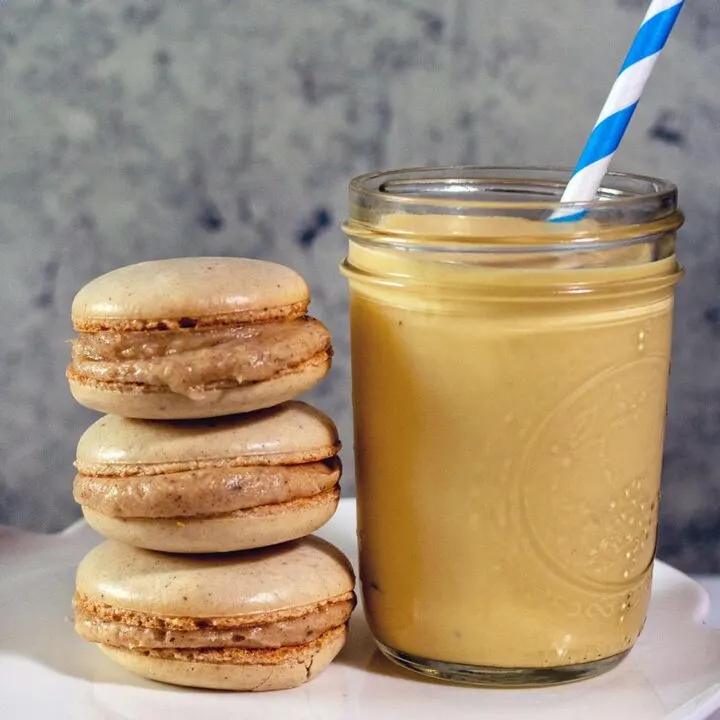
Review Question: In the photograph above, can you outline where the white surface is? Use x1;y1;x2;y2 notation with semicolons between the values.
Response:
696;578;720;629
1;499;720;720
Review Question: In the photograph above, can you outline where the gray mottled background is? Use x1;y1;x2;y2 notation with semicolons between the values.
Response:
1;0;719;571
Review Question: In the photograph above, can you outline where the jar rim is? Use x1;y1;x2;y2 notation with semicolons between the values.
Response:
349;165;678;214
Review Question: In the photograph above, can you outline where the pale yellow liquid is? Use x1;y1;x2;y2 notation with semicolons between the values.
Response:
345;216;680;668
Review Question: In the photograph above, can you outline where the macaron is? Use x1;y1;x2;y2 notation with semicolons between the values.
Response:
67;258;332;419
73;402;342;553
73;538;356;691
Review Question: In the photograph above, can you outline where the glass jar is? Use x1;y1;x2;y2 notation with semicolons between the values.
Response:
340;167;684;687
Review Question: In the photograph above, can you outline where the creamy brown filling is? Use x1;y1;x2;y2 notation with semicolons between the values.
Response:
74;458;341;518
111;625;348;666
75;592;356;631
75;600;353;649
70;318;331;397
74;595;355;650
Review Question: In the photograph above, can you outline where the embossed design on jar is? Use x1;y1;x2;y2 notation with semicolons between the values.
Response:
516;357;668;593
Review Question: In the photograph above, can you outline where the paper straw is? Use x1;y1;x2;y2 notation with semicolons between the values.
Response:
551;0;685;222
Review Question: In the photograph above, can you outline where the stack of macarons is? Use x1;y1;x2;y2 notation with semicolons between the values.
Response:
66;258;355;691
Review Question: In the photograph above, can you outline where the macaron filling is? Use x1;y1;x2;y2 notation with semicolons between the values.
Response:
74;593;355;650
74;458;341;518
103;625;347;668
69;318;331;398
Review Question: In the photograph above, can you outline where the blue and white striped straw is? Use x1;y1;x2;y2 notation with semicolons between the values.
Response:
551;0;685;222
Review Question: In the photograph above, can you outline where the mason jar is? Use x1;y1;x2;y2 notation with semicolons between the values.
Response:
340;166;684;687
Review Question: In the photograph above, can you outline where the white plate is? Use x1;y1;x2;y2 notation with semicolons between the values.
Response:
2;499;720;720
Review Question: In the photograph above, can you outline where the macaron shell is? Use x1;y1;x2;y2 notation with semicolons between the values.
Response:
67;352;330;419
80;489;340;553
76;530;354;617
76;401;340;473
98;625;347;691
71;258;310;331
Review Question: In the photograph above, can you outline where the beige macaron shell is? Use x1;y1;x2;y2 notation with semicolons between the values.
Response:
76;536;354;617
67;353;331;420
99;626;347;691
71;258;309;329
76;401;339;473
80;489;340;553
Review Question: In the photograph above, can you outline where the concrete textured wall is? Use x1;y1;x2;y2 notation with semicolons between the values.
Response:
1;0;719;571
